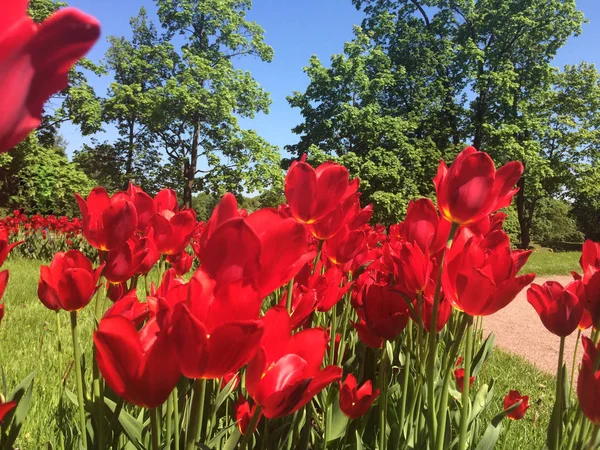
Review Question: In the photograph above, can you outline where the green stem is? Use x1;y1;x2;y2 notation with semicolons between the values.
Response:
501;420;513;450
426;222;459;440
185;379;206;450
379;346;388;450
553;337;566;450
586;426;600;450
286;278;295;313
70;311;87;450
457;315;474;450
56;312;63;387
435;314;469;450
150;408;160;450
399;323;412;432
166;393;174;446
566;409;583;450
570;329;582;400
173;387;180;450
239;406;263;450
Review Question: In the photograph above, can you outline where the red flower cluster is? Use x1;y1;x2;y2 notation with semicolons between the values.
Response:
0;211;83;239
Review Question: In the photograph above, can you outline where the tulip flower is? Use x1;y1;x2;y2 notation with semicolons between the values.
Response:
154;188;179;214
443;229;535;316
103;239;148;284
246;306;342;418
308;193;372;240
166;270;264;379
0;400;16;424
339;374;380;419
167;251;194;276
527;280;584;337
0;228;22;268
409;281;453;333
361;284;410;342
579;240;600;328
324;225;368;267
233;395;262;435
285;156;357;224
103;290;150;328
197;194;314;297
151;208;196;255
106;281;127;302
0;271;7;307
281;286;318;330
0;1;100;152
400;198;452;255
126;182;155;232
386;242;432;296
433;147;523;225
38;250;103;311
503;390;530;420
94;315;181;408
75;188;138;251
454;368;474;393
577;336;600;425
133;232;160;276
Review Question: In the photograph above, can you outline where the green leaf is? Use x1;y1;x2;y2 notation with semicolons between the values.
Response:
475;400;523;450
215;376;237;411
471;334;495;377
104;397;144;449
355;430;364;450
2;370;36;450
222;427;241;450
327;401;349;442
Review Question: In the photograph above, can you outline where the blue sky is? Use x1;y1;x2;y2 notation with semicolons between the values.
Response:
62;0;600;158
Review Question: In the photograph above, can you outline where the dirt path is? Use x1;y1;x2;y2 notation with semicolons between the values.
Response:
483;275;588;375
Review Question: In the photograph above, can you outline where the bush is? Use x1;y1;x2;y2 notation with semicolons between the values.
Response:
531;198;583;249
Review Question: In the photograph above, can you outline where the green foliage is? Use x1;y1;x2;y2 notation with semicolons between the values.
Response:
0;136;93;215
531;198;583;248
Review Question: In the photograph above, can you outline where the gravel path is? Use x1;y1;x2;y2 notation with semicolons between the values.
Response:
483;275;588;375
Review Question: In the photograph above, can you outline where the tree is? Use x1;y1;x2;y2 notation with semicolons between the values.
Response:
148;0;282;206
0;135;93;216
103;7;175;189
290;0;587;237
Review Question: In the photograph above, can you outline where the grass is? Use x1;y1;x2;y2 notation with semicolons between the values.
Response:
521;250;580;276
478;349;557;449
0;256;567;448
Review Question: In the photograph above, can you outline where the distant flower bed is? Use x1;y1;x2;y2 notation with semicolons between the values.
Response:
0;211;93;261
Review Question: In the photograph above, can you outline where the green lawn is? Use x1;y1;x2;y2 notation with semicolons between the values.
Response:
0;256;566;448
521;250;580;276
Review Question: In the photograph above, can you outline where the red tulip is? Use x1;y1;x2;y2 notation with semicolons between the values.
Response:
285;156;357;224
94;316;180;408
503;390;530;420
577;336;600;425
165;270;263;379
198;194;314;297
443;229;534;316
339;374;380;419
527;280;584;337
154;188;179;214
0;1;100;152
454;368;474;392
75;188;138;251
580;240;600;328
103;239;148;283
126;182;155;232
281;286;317;330
103;290;150;328
579;308;593;331
246;306;342;418
409;280;452;333
134;231;160;276
0;271;8;308
0;400;16;424
38;250;103;311
308;193;371;240
233;395;262;435
324;225;368;267
433;147;523;225
400;198;452;255
106;281;127;302
167;251;194;276
151;208;196;255
0;228;22;268
386;242;432;296
359;284;410;343
352;319;384;349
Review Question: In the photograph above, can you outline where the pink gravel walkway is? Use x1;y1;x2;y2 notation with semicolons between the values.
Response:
483;275;588;375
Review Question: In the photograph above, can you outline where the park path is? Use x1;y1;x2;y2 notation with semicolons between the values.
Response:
482;275;588;375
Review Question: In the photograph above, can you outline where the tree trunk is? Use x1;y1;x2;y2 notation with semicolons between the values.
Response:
124;120;135;190
515;176;533;249
472;89;487;150
183;123;200;208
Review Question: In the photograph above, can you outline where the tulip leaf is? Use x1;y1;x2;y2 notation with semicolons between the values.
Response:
215;377;238;411
1;370;35;450
104;397;144;449
222;427;241;450
474;400;523;450
355;430;364;450
469;380;495;425
327;401;349;441
471;334;495;378
205;423;237;449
